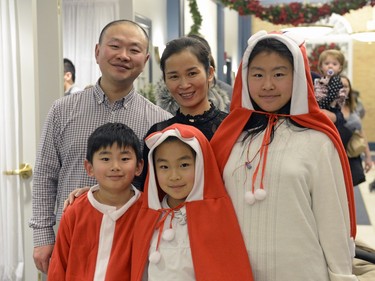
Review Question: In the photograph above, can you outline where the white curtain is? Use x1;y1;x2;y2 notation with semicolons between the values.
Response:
62;0;119;89
0;0;24;280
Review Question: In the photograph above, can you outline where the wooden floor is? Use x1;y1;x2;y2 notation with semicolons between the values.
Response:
356;164;375;248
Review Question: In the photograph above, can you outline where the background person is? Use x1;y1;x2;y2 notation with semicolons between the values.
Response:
340;75;372;186
314;49;346;109
63;58;81;95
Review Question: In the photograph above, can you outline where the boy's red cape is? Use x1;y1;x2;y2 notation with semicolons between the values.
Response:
131;124;254;281
210;30;356;239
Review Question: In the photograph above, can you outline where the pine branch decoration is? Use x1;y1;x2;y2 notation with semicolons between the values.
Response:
188;0;202;35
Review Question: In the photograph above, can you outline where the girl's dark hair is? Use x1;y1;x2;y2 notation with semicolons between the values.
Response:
243;102;296;144
153;136;196;162
248;38;294;68
160;37;211;81
86;122;142;163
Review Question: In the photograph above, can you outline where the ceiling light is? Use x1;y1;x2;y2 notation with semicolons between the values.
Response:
350;31;375;42
282;25;334;40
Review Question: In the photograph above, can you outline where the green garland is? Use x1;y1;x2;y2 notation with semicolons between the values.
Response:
219;0;375;26
188;0;203;35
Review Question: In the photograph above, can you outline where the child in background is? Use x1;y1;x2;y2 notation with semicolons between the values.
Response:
131;124;253;281
48;123;144;281
211;30;357;280
314;49;346;109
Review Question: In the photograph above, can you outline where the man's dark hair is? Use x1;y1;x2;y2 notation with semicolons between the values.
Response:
63;58;76;83
98;19;149;52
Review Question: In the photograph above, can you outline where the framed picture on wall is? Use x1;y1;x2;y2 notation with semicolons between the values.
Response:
135;13;153;89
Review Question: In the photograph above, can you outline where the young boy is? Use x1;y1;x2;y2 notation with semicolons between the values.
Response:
48;122;144;281
131;123;253;281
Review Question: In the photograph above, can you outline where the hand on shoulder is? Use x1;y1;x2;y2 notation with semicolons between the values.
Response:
63;186;90;211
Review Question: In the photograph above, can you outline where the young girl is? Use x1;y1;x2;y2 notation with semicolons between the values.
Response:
131;124;253;280
211;30;357;280
314;49;346;109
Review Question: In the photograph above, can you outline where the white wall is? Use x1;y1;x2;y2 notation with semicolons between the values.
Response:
184;0;218;60
183;0;240;80
17;1;62;280
134;0;168;84
224;8;240;75
134;0;241;85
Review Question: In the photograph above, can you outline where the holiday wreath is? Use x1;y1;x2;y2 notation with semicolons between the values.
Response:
219;0;375;26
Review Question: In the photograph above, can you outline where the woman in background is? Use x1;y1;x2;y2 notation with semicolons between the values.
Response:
340;75;372;186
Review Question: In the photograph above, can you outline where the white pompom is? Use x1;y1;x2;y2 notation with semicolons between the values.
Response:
162;228;175;241
245;191;255;205
254;189;267;201
149;251;161;264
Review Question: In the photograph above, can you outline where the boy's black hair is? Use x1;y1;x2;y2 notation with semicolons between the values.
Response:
86;123;142;163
